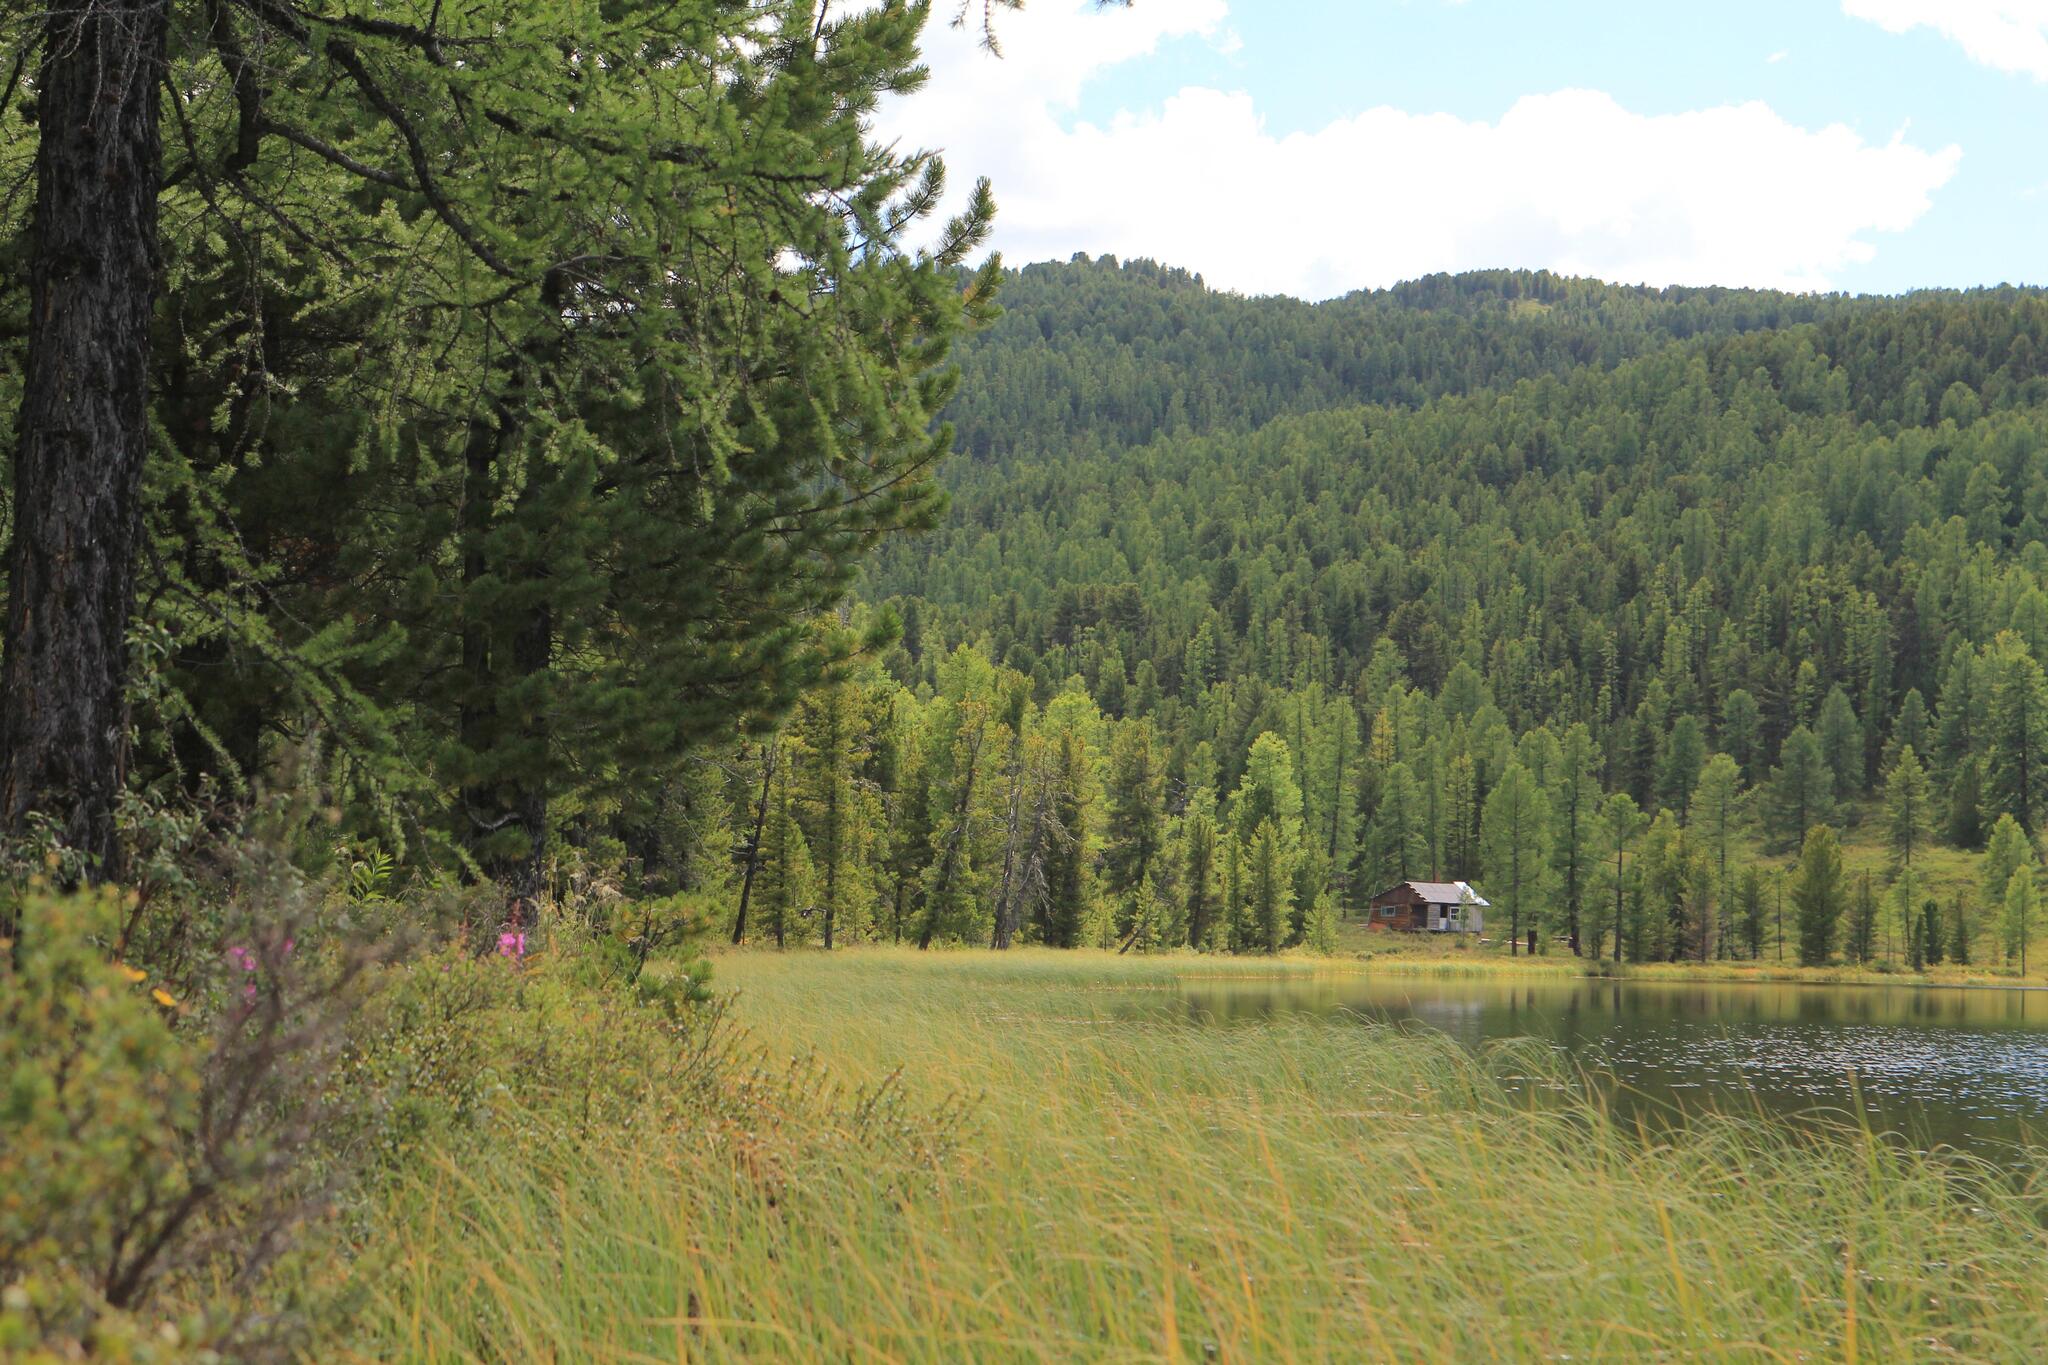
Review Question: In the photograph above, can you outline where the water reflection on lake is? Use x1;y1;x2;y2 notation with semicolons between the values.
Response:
1155;976;2048;1154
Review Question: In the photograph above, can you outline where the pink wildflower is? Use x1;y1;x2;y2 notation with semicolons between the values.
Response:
496;930;527;960
226;945;257;973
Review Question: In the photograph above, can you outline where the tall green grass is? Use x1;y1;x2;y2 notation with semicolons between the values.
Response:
338;949;2048;1362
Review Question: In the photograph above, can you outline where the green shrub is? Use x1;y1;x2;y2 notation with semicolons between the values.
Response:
3;819;774;1358
331;899;723;1178
0;887;212;1358
1;849;372;1359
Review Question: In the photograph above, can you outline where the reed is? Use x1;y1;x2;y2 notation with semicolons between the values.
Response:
337;949;2048;1362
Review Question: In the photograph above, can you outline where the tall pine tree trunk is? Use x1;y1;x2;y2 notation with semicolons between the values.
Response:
1612;841;1625;964
456;297;559;916
1509;842;1521;957
500;599;551;912
990;737;1024;950
730;740;777;945
1776;882;1785;963
1564;803;1582;955
819;697;845;950
458;415;510;891
919;727;983;950
0;1;166;876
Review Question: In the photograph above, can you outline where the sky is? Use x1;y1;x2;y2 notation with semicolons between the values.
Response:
872;0;2048;301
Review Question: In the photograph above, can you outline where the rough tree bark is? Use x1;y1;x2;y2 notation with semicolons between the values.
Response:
0;0;168;877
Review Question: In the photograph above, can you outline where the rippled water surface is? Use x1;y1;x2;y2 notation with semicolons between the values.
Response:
1159;976;2048;1153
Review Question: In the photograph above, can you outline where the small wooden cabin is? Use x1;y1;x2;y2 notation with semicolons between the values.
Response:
1366;880;1488;935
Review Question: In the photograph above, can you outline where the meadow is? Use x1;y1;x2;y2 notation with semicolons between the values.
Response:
335;948;2048;1362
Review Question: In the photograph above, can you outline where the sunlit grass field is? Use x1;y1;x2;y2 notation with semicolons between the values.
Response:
338;948;2048;1362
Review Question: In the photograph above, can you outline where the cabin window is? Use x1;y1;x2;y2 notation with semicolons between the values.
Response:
1379;906;1395;918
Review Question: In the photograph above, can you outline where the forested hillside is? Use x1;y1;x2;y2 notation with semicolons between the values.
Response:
694;257;2048;964
882;262;2048;720
944;254;1953;456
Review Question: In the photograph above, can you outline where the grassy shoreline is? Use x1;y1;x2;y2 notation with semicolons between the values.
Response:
1344;944;2048;990
341;948;2048;1361
721;939;2048;992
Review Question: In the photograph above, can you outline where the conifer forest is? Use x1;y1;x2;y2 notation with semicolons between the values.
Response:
5;2;2048;1359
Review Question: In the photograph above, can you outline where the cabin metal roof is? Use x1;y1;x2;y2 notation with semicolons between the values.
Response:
1379;879;1490;907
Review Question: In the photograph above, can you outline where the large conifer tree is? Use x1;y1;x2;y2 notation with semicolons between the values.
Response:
1;1;1000;897
288;6;994;890
1983;635;2048;834
1791;825;1846;967
1480;760;1550;955
1766;727;1835;852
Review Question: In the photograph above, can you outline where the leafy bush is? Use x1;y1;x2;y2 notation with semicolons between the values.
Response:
2;785;746;1358
0;887;209;1358
1;850;368;1359
320;893;724;1203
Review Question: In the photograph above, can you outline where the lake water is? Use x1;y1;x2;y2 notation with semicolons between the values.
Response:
1159;975;2048;1155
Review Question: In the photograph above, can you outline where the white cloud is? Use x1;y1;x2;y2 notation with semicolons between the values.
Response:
1843;0;2048;80
1767;48;1791;63
881;2;1960;299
